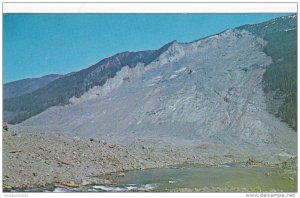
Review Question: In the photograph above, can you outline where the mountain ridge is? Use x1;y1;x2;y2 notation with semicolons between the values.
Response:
4;74;62;99
3;39;179;124
4;14;297;127
12;26;296;156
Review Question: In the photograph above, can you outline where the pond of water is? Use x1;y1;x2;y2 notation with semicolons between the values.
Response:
10;164;296;192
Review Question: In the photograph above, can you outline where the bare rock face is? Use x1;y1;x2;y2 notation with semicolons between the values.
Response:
13;29;296;158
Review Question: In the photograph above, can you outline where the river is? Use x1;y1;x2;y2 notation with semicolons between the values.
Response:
9;164;297;192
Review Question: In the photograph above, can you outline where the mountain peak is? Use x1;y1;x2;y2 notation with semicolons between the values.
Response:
238;13;297;37
169;40;178;45
4;14;297;125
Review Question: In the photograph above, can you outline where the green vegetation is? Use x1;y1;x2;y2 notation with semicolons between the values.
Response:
240;14;297;131
263;30;297;130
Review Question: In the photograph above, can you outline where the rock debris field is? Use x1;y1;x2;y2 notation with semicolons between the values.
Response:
3;28;297;191
2;127;296;190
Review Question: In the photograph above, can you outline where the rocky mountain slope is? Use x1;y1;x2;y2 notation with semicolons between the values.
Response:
4;74;62;99
10;16;296;158
4;15;297;128
3;14;297;192
4;42;175;124
7;15;297;158
239;14;297;130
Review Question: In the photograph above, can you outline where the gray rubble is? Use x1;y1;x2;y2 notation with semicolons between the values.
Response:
4;29;297;190
12;29;296;156
2;128;295;189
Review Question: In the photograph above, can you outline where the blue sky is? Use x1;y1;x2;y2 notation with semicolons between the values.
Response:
3;13;291;83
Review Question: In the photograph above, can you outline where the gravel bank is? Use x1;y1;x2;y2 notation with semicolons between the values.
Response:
2;129;207;190
2;128;296;191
